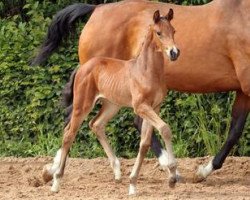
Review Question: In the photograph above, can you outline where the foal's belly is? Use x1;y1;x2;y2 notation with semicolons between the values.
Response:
97;91;132;107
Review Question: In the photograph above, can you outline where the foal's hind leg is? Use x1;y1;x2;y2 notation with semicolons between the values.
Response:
50;103;93;192
89;100;121;181
44;86;96;192
195;91;250;182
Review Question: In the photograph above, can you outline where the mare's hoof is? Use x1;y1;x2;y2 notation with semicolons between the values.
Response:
42;164;53;183
193;165;206;183
193;173;206;183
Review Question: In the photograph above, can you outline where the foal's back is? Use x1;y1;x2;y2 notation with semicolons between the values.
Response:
76;57;134;107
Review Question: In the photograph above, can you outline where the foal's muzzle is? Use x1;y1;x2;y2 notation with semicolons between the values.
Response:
166;47;180;61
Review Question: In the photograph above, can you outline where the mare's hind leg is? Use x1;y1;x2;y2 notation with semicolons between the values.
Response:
195;91;250;181
89;99;121;181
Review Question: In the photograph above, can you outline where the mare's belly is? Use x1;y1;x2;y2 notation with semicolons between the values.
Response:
164;54;240;93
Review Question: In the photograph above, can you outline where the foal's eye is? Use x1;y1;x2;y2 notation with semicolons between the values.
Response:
156;32;161;36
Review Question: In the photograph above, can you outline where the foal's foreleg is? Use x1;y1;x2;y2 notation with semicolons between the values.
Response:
129;120;153;195
135;104;177;187
134;116;169;167
89;100;121;181
134;115;181;179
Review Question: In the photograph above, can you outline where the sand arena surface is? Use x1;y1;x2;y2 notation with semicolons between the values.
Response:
0;156;249;200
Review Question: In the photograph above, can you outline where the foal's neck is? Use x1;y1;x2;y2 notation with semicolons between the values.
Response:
137;27;165;72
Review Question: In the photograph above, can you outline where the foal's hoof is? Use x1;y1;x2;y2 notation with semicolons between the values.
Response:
115;178;122;183
42;164;53;183
168;176;177;188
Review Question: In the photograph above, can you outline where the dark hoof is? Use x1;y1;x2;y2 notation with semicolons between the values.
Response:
115;178;122;183
168;176;177;188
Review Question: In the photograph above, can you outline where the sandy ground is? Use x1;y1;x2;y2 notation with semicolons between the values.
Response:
0;156;249;200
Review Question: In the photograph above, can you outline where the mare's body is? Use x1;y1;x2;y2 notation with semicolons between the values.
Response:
33;0;250;181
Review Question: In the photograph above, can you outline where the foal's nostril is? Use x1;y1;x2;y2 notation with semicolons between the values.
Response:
170;49;177;61
177;49;180;57
170;49;175;57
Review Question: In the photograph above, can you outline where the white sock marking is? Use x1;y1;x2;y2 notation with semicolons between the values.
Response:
113;158;121;180
50;149;62;192
158;149;168;168
51;172;60;192
50;149;62;173
197;159;213;178
128;184;136;195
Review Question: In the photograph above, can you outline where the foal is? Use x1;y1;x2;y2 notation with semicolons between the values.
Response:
43;9;179;195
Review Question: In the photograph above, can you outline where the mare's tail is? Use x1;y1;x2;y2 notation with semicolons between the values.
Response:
31;3;96;66
62;69;77;126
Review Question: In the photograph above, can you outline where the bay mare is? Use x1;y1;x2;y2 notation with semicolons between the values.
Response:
32;0;250;182
43;10;179;194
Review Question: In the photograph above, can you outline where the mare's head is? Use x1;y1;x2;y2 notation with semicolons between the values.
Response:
152;9;179;61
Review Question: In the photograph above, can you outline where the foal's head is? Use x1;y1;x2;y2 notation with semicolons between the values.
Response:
152;9;179;61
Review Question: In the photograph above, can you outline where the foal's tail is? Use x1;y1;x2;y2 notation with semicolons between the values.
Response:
31;3;96;66
62;69;77;126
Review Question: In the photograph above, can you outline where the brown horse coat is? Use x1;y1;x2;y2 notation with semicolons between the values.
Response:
79;0;250;94
34;0;250;183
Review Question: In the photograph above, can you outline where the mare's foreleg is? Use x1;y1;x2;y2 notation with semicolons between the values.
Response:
195;91;250;181
89;100;121;181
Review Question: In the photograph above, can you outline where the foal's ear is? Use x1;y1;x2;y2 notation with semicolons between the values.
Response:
153;10;161;24
165;8;174;21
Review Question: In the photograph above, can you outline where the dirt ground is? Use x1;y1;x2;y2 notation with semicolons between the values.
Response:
0;156;249;200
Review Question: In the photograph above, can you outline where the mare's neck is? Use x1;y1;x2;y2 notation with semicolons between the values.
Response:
136;28;165;72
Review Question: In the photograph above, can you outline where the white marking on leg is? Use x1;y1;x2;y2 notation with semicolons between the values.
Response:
128;184;136;195
50;149;62;192
50;149;62;173
197;159;214;179
158;149;181;179
113;158;121;181
42;148;62;183
128;167;137;195
51;171;60;192
158;149;168;168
